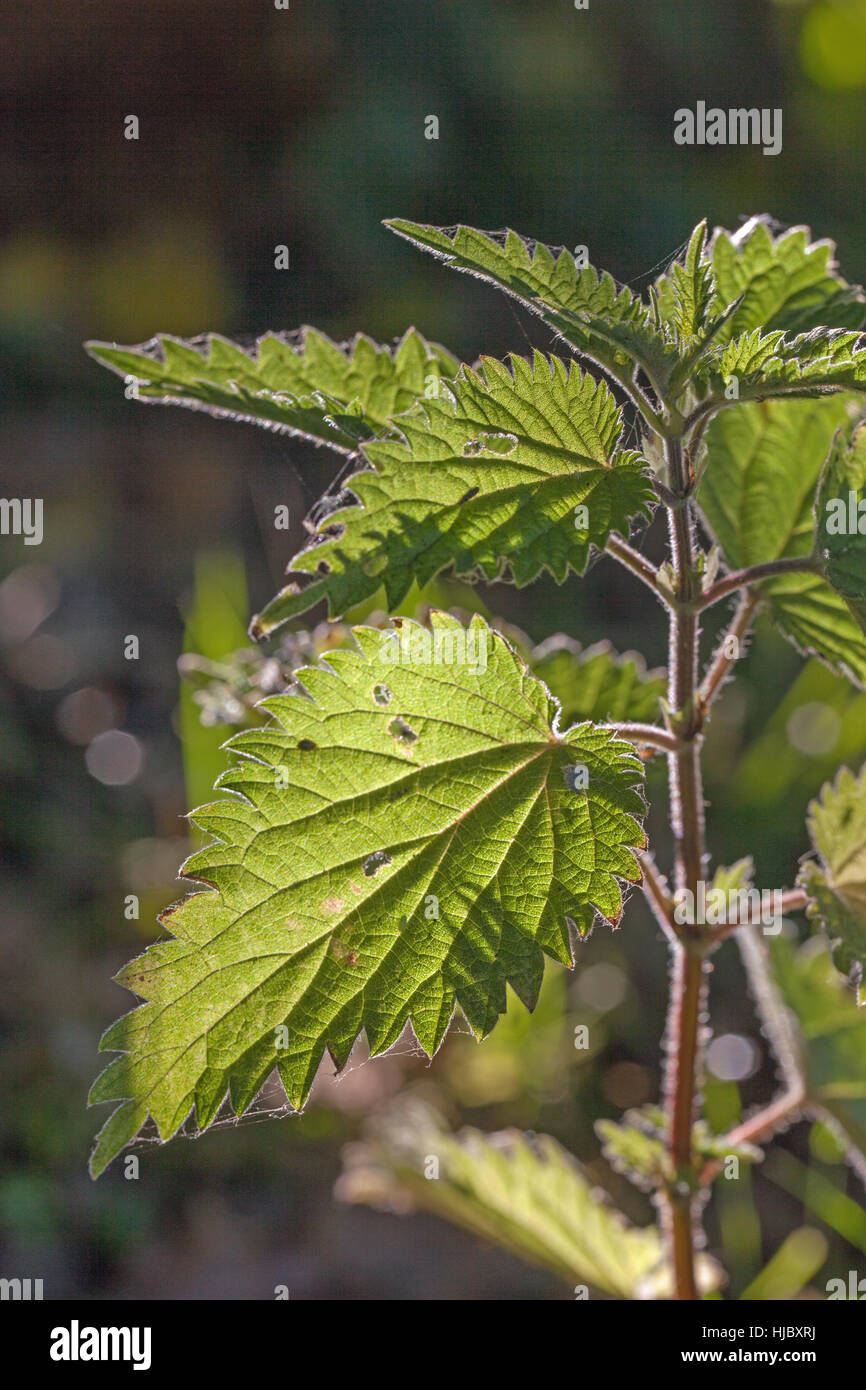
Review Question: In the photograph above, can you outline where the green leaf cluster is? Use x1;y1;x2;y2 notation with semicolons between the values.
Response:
87;210;866;1238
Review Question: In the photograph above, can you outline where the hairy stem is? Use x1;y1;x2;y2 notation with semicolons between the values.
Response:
699;1082;807;1187
661;437;708;1300
606;721;680;754
707;886;809;947
698;592;759;714
605;534;669;603
737;922;809;1096
636;850;678;946
698;554;822;612
698;916;811;1189
665;944;708;1298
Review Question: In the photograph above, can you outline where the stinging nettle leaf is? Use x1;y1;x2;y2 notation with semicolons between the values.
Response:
385;219;679;389
596;1103;761;1192
698;397;854;570
815;419;866;637
89;613;647;1176
530;635;666;727
705;218;866;341
651;223;751;397
759;570;866;690
337;1098;666;1298
665;219;717;346
799;762;866;997
697;326;866;407
253;351;653;636
385;220;640;324
87;327;459;454
697;395;866;687
766;933;866;1181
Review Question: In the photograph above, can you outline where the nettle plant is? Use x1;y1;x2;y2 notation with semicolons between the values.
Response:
87;216;866;1301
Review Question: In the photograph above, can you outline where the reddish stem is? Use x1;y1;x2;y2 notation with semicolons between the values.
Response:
660;441;708;1301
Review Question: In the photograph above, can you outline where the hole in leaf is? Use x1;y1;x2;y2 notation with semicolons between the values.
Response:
363;850;393;877
316;560;331;575
461;431;518;458
373;683;392;706
462;437;486;458
388;716;418;745
298;738;317;751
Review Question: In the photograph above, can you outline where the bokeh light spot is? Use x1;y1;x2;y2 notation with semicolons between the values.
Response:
85;730;143;786
786;701;841;755
801;2;866;90
707;1033;758;1082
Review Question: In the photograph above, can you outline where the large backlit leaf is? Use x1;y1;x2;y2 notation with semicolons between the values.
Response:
87;327;459;453
89;613;647;1176
698;396;852;568
759;572;866;689
253;352;653;636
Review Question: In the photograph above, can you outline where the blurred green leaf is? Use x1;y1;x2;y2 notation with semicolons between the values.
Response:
337;1098;667;1297
531;636;666;726
766;1146;866;1257
596;1102;761;1193
769;934;866;1180
799;761;866;994
179;551;250;816
740;1226;828;1300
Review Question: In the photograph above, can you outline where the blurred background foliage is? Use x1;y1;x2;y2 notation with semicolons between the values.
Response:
2;0;866;1298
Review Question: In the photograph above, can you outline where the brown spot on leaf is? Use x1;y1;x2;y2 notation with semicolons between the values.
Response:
331;940;359;967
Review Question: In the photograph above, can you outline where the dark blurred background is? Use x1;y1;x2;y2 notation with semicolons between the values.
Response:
3;0;866;1300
